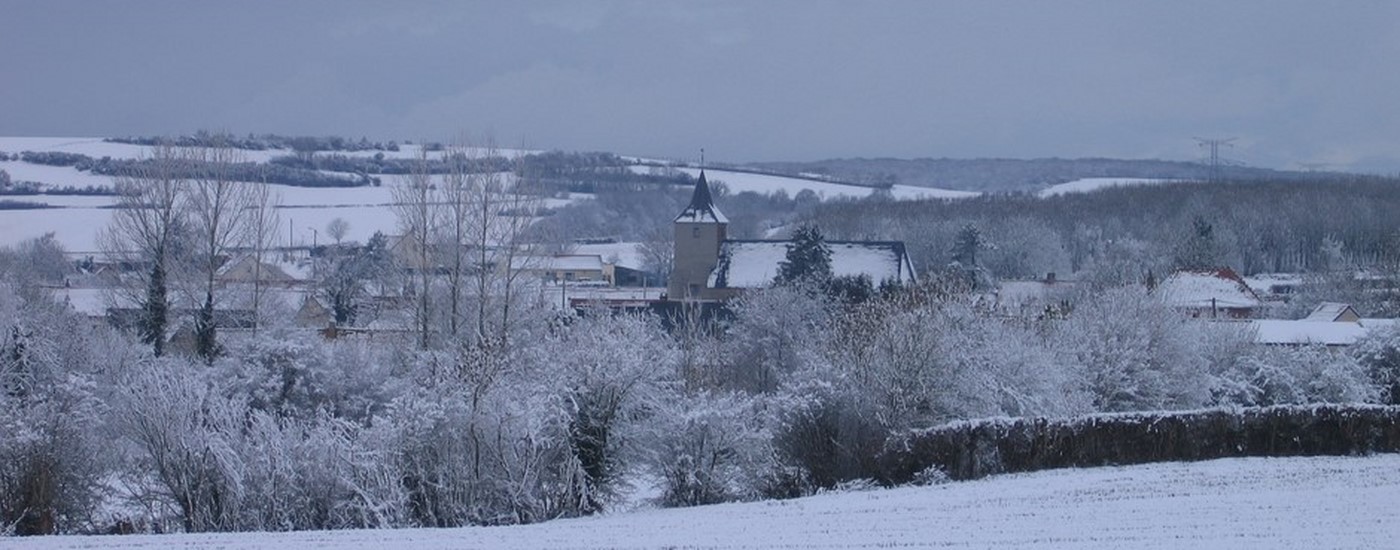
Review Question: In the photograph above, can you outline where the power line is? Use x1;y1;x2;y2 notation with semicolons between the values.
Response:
1194;137;1236;183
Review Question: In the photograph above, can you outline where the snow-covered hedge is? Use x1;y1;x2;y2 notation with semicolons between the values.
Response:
878;405;1400;484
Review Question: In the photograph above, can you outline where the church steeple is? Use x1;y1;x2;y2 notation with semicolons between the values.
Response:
675;170;728;223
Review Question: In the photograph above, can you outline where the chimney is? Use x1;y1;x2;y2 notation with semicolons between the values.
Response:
1045;272;1056;284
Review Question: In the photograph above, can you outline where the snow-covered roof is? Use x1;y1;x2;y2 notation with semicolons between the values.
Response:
571;242;648;270
1158;269;1261;309
512;254;605;272
1251;320;1368;346
674;171;728;224
52;288;131;316
1303;302;1358;322
708;240;916;289
1248;316;1397;346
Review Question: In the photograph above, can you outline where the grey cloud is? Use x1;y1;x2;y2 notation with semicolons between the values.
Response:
1;0;1396;172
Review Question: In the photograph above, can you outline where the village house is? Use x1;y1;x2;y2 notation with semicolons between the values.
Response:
1157;267;1262;319
512;254;609;284
1249;302;1396;346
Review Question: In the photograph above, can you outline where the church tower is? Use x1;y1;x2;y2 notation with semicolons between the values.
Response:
668;171;727;299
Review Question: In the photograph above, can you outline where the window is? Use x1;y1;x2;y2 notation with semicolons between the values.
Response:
692;227;701;238
688;283;700;296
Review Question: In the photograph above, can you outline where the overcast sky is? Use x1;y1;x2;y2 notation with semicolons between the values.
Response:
2;1;1397;171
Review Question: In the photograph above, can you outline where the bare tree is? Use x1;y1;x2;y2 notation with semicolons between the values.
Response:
391;147;439;349
326;217;350;245
100;143;189;357
439;141;473;339
186;137;257;361
245;176;282;335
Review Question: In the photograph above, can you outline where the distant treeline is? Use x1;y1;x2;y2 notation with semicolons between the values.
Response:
752;157;1340;192
0;200;54;210
14;150;370;188
107;133;403;153
269;152;513;176
811;175;1400;279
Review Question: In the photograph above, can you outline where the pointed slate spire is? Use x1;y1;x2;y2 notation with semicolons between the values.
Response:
675;170;728;223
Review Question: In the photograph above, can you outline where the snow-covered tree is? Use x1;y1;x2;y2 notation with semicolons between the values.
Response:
722;285;833;393
531;313;680;514
1056;287;1212;411
0;284;110;535
649;392;776;506
100;143;190;356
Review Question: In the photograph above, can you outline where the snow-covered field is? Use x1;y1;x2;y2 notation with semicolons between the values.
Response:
680;167;979;200
0;136;531;164
630;165;978;201
0;135;547;250
11;454;1397;549
1038;177;1175;197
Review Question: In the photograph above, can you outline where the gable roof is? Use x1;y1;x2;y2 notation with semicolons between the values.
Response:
675;171;728;223
708;239;916;289
1158;268;1262;309
1304;302;1360;322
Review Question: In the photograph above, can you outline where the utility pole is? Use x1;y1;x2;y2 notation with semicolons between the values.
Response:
1194;137;1235;183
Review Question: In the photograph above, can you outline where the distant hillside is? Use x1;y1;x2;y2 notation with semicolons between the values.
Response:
746;157;1337;193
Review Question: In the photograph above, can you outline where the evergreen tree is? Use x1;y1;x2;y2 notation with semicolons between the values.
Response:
1174;215;1221;270
947;223;992;290
776;224;833;285
951;223;982;267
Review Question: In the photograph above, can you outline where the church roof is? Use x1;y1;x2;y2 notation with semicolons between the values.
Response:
675;171;728;223
708;240;917;289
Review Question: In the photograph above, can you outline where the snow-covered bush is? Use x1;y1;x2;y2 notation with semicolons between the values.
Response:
531;312;680;514
767;376;885;494
721;285;833;393
1214;345;1377;406
376;382;577;527
112;358;245;532
830;297;1086;430
1353;322;1400;404
1056;286;1213;411
235;410;402;531
220;332;401;423
0;373;107;535
0;284;111;535
649;392;775;506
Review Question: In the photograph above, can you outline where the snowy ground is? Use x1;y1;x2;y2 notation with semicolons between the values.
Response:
0;133;549;251
0;137;531;164
630;165;977;201
1037;177;1175;197
11;454;1398;549
679;166;979;200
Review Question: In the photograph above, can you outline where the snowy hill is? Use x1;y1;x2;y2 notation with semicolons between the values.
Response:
674;166;978;200
1037;177;1176;197
0;137;535;250
628;164;978;200
10;454;1397;549
0;137;979;252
